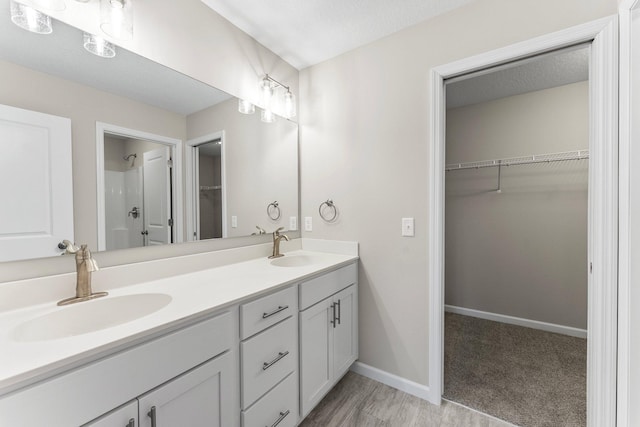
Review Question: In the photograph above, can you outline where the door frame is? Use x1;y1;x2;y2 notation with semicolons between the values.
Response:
96;122;184;251
185;131;227;240
427;16;618;427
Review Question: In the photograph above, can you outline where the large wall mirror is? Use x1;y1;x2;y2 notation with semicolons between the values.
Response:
0;3;298;263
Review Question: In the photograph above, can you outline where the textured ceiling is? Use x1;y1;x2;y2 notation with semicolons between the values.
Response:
201;0;475;69
446;45;590;109
0;3;231;116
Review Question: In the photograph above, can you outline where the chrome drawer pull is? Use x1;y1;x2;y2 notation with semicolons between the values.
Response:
263;350;290;370
266;409;290;427
262;305;289;319
148;406;157;427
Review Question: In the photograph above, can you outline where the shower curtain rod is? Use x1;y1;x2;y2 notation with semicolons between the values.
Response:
445;149;589;172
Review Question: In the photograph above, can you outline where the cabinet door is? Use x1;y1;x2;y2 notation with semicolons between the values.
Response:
299;297;334;418
333;284;358;378
138;352;234;427
83;401;138;427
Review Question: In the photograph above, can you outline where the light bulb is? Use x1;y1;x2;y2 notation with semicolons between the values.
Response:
10;0;52;34
238;99;255;114
284;90;296;119
261;109;276;123
100;0;133;40
83;33;116;58
260;77;273;109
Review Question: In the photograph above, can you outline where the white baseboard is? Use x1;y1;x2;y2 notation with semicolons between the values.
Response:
350;362;436;404
445;305;587;339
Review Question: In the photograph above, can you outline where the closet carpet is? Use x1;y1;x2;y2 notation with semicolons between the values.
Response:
444;312;587;427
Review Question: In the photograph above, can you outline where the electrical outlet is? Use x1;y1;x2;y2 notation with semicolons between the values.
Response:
304;216;313;232
289;216;297;231
402;217;414;237
231;216;237;228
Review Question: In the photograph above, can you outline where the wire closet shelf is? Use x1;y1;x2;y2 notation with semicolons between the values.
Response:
445;149;589;171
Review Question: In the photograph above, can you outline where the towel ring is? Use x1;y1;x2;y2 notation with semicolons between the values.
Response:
319;199;338;222
267;201;281;220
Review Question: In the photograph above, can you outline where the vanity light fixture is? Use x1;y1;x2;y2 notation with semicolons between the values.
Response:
100;0;133;40
83;32;116;58
10;0;53;34
259;74;297;120
238;99;255;114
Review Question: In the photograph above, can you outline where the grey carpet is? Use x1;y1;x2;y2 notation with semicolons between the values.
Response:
444;312;586;427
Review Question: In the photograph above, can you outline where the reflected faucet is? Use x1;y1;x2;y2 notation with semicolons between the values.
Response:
58;244;108;306
268;227;289;259
251;225;266;235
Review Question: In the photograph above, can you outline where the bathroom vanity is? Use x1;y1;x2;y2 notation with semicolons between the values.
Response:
0;241;358;427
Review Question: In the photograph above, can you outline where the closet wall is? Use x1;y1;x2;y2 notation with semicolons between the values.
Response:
445;81;588;330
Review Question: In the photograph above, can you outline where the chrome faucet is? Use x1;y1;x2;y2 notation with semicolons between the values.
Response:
268;227;289;259
58;244;108;306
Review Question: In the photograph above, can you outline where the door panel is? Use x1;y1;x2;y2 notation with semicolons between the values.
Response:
143;147;171;246
333;285;358;378
0;104;73;261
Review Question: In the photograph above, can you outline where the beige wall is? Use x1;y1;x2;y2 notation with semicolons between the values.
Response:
187;98;298;237
39;0;298;116
445;82;588;329
299;0;617;386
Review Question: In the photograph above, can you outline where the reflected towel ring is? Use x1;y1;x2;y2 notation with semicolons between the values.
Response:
319;199;338;222
267;201;281;220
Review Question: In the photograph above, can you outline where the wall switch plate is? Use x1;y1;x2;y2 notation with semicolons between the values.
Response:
231;215;237;228
304;216;313;232
289;216;297;231
402;217;414;237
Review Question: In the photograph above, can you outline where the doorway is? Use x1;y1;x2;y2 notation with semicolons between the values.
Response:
428;18;618;427
96;122;184;251
443;45;589;426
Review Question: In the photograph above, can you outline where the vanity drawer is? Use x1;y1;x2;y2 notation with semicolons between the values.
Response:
241;316;296;408
240;286;297;339
299;262;357;310
242;373;297;427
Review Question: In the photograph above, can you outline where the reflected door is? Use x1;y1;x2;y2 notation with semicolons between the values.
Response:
0;104;73;261
143;147;172;246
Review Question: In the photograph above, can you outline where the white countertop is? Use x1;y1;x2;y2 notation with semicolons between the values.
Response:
0;248;358;395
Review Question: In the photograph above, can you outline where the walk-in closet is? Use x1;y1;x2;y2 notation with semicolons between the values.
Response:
443;45;589;427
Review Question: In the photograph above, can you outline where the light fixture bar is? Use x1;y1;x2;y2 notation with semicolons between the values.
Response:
263;74;290;92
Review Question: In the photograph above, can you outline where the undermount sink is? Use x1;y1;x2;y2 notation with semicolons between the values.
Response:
13;293;172;342
270;255;316;268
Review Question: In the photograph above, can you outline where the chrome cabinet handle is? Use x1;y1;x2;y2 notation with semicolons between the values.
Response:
336;299;341;325
263;351;289;370
148;406;156;427
262;305;289;319
126;418;135;427
331;302;337;328
266;410;290;427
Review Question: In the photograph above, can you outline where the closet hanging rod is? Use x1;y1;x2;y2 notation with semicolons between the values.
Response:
445;149;589;172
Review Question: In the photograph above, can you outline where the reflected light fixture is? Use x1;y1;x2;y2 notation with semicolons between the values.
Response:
238;99;255;114
83;32;116;58
259;74;297;120
261;109;276;123
100;0;133;40
10;0;53;34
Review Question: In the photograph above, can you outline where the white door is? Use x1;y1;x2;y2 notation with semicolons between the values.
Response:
299;297;334;417
143;147;171;246
0;104;73;262
332;285;358;379
138;353;233;427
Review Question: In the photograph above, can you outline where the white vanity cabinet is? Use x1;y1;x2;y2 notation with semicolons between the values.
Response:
299;262;358;418
84;352;233;427
239;286;299;427
1;310;239;427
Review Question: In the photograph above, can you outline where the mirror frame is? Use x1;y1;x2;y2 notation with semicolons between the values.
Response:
96;122;184;251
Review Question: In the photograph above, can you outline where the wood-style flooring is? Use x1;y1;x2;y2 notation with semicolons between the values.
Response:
299;371;515;427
